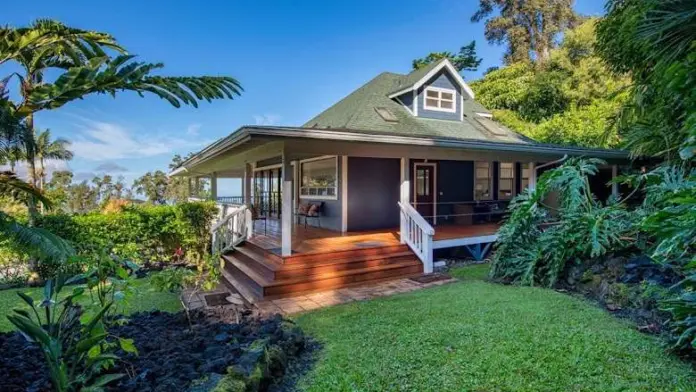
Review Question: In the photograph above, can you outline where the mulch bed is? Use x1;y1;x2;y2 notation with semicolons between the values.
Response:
0;308;313;392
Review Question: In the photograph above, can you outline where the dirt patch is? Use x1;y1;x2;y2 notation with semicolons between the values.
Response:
0;308;314;392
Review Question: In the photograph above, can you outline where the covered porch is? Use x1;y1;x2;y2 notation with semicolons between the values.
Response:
173;128;626;275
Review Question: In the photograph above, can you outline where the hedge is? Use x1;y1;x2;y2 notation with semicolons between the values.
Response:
36;202;218;265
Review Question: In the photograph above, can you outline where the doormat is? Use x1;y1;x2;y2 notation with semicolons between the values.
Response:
409;273;451;284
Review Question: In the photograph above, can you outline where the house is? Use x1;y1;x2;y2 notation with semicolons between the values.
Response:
171;59;628;302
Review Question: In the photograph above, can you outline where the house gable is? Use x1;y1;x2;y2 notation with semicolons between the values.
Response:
415;69;462;121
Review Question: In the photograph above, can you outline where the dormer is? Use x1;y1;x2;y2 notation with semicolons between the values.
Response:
388;59;476;122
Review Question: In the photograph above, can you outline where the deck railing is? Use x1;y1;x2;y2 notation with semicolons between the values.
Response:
398;201;435;273
217;196;245;205
211;204;252;254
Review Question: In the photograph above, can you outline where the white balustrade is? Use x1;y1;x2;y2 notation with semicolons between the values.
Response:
398;202;435;273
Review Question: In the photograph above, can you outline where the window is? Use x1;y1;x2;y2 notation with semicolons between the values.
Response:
521;163;531;191
498;162;515;200
416;168;430;196
300;156;338;199
423;87;456;113
474;161;492;200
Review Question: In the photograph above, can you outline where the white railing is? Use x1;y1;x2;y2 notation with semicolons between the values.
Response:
398;202;435;274
211;204;252;254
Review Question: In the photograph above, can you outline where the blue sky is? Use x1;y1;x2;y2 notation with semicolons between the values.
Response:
3;0;607;196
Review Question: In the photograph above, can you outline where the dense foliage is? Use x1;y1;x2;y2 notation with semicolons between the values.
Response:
34;202;217;278
412;40;482;73
470;19;629;148
490;159;637;287
597;0;696;160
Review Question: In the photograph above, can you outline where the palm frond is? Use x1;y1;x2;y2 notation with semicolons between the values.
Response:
17;55;242;116
0;18;126;67
0;171;53;209
0;211;73;261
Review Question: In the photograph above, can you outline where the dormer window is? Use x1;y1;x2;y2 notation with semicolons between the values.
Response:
424;87;456;113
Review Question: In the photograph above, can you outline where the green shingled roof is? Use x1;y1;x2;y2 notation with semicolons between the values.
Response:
302;63;530;144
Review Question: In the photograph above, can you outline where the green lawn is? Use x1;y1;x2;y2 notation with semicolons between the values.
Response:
295;264;696;392
0;274;182;332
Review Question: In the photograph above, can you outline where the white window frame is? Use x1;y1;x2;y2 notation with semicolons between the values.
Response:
498;162;516;200
423;86;457;113
473;161;493;201
299;155;339;200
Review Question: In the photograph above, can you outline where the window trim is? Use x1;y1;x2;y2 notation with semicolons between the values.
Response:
473;161;493;201
498;162;516;200
423;86;457;113
299;155;339;200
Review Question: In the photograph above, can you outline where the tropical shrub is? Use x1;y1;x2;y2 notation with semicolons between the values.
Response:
35;202;217;270
490;158;639;287
151;267;195;293
7;275;126;391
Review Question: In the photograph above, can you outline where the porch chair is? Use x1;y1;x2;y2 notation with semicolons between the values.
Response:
296;201;324;228
249;204;267;235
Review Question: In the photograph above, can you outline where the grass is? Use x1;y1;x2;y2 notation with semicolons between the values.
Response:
295;264;696;392
0;273;182;332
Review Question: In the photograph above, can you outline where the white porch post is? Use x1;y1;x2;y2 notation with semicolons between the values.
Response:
611;164;619;198
210;172;218;201
528;162;537;191
400;157;410;244
281;153;293;257
187;177;193;197
193;176;201;197
244;163;252;205
341;156;348;232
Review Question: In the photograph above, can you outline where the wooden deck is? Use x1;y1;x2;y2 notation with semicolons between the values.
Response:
249;219;500;256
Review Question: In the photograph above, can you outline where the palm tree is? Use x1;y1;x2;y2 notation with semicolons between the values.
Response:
0;19;242;126
1;98;72;261
34;129;73;189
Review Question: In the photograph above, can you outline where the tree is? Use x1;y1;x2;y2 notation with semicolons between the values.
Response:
166;153;207;203
65;180;98;213
471;0;578;64
412;41;482;73
44;170;72;209
1;19;242;126
0;98;71;260
34;129;73;189
469;19;629;149
133;171;169;204
597;0;696;160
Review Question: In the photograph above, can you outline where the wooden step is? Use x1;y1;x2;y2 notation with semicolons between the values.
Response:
264;260;423;297
223;246;281;281
220;266;262;304
243;240;283;263
282;244;410;264
275;252;417;280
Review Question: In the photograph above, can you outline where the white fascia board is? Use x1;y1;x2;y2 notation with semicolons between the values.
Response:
388;59;476;100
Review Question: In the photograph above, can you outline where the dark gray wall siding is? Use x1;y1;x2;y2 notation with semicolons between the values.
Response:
416;70;461;121
300;157;342;232
347;157;400;231
397;92;414;112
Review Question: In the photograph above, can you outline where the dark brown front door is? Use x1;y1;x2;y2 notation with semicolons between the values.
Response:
414;164;435;223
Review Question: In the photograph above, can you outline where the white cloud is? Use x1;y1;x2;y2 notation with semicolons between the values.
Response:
186;123;202;136
70;119;212;161
0;160;70;182
253;114;281;126
94;162;128;173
